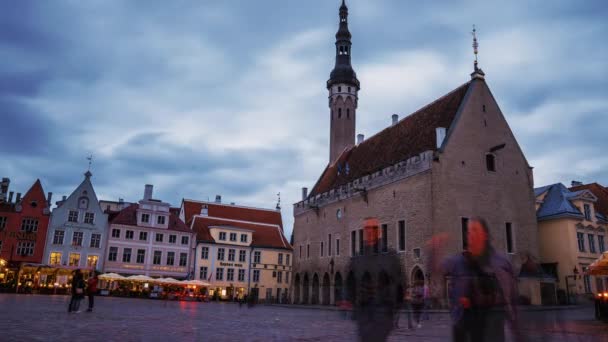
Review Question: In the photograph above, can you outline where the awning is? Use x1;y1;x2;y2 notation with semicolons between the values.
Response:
182;279;211;287
98;273;126;280
125;275;155;282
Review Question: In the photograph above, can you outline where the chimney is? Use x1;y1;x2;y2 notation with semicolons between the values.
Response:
47;192;53;206
230;202;235;205
571;180;583;187
0;177;8;201
392;114;399;126
144;184;153;200
215;195;221;203
62;195;67;201
16;193;22;203
357;134;364;145
8;191;14;203
119;198;124;203
302;187;308;201
436;127;447;149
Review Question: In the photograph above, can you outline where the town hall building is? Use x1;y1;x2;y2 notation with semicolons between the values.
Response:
291;1;542;305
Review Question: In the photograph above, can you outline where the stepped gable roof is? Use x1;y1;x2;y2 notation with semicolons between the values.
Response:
110;203;189;232
570;183;608;218
535;183;585;221
310;81;472;196
182;199;283;228
192;216;292;250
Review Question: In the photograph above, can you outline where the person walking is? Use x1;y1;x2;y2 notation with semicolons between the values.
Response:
428;217;521;342
422;281;432;321
411;281;425;328
86;272;99;312
68;269;86;313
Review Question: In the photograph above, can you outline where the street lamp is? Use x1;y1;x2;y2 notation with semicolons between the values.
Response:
565;266;579;305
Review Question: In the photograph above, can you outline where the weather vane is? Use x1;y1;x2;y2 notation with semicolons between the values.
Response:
472;25;479;70
276;192;281;211
87;154;93;171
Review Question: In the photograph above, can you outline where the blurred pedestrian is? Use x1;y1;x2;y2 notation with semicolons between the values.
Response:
68;269;86;313
86;272;99;312
411;281;425;328
428;217;521;342
422;281;432;321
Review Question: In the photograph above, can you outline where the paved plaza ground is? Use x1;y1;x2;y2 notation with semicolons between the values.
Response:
0;294;607;341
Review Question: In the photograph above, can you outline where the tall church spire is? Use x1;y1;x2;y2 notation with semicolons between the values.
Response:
328;0;359;164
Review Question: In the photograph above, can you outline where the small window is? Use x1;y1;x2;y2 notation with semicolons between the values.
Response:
239;250;246;262
157;215;166;225
179;253;187;267
338;86;342;92
486;154;496;172
21;218;38;232
84;212;95;224
398;220;406;251
348;87;351;92
108;247;118;261
381;224;388;253
506;222;514;253
125;230;134;240
153;251;162;265
90;233;101;248
336;208;342;220
228;249;235;261
123;248;132;263
141;213;150;223
155;233;164;243
413;248;421;259
169;235;177;243
139;231;148;241
181;236;189;245
218;248;225;261
111;229;120;238
346;108;350;119
137;249;146;263
583;204;592;221
166;252;175;265
482;105;486;112
201;247;209;259
219;232;226;241
320;241;324;257
240;234;248;243
254;251;261;263
577;232;585;252
68;210;79;223
230;233;237;241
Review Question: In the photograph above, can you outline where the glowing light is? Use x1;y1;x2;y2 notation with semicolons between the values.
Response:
221;289;226;296
144;283;149;288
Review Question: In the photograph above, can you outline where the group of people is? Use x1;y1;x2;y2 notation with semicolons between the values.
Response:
68;269;98;313
396;281;432;330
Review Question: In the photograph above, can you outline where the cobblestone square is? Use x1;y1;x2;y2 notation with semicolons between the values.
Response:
0;294;606;341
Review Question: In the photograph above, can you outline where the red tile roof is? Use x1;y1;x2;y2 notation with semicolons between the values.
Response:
182;200;283;228
570;183;608;217
310;81;471;196
110;204;190;232
191;216;292;250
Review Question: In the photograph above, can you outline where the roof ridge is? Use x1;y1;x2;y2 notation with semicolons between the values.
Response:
183;198;279;213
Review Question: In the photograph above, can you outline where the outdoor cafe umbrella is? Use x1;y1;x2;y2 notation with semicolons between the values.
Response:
157;277;180;284
182;279;211;287
126;275;155;282
588;251;608;275
98;273;126;280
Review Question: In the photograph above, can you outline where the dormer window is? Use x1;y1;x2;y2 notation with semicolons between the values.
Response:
583;204;592;221
141;213;150;223
219;232;226;241
157;215;166;225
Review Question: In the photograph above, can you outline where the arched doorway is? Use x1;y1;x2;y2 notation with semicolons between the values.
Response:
312;273;320;305
334;272;343;304
411;266;425;285
294;273;301;304
303;273;310;304
322;273;331;305
346;271;356;303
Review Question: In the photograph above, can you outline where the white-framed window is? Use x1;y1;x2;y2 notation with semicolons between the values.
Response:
21;218;38;232
228;249;235;261
84;212;95;224
136;249;145;263
166;252;175;265
179;253;187;266
254;251;261;263
240;234;248;243
227;268;234;281
216;268;224;281
169;235;177;244
153;251;162;265
230;233;237;241
141;213;150;223
49;252;62;265
122;248;132;263
239;250;246;262
139;231;147;241
584;204;592;221
53;230;65;245
157;215;166;225
69;253;80;266
90;233;101;248
252;269;260;282
219;232;226;241
577;232;585;252
200;266;208;280
181;236;189;245
16;241;35;256
155;233;164;242
68;210;79;223
238;269;245;282
86;255;98;268
111;229;120;238
217;248;225;261
108;247;118;261
125;230;134;240
201;246;209;259
72;231;84;246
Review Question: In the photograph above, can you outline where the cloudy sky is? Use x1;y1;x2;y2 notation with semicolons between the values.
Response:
1;0;607;237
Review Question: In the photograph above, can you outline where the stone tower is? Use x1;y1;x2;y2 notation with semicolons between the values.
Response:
327;0;360;164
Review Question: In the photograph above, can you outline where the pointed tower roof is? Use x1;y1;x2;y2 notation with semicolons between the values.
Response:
327;0;359;89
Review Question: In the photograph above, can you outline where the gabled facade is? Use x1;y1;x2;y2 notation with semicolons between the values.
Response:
292;1;540;305
0;178;51;267
182;198;292;303
535;183;607;298
43;171;108;272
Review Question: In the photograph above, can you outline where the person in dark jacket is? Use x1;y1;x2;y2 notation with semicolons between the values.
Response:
87;272;99;312
68;269;86;313
428;217;521;342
